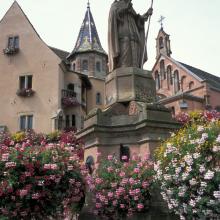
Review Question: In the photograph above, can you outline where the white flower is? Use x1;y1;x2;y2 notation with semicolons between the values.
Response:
164;174;172;181
204;170;215;180
205;156;212;162
213;191;220;199
202;133;208;140
216;135;220;143
183;154;193;166
193;152;200;159
189;178;197;186
199;165;206;173
175;167;181;175
200;181;207;188
182;172;189;181
212;145;220;152
197;126;204;132
189;199;196;207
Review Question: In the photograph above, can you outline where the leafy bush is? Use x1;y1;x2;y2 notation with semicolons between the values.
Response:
0;131;85;220
92;154;154;219
155;119;220;220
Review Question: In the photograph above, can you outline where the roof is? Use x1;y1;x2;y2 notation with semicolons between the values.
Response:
49;46;69;60
68;3;106;58
178;62;220;90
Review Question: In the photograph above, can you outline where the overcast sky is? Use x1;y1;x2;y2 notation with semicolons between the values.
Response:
1;0;219;77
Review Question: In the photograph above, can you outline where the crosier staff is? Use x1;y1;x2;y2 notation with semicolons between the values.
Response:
141;0;154;69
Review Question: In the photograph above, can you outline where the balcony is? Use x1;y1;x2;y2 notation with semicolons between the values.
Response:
3;47;19;55
16;88;35;97
61;89;80;107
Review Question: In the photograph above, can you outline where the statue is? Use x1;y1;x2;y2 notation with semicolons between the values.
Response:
108;0;153;72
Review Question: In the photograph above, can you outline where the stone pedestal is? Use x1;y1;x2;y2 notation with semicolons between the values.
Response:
105;67;156;107
77;101;180;162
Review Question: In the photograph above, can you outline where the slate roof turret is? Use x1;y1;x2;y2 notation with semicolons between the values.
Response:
68;2;106;59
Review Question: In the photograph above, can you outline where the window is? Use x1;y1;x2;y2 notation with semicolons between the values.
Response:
66;115;70;128
189;81;194;90
72;115;76;127
96;61;101;72
174;70;180;93
160;60;165;79
167;65;173;85
58;116;63;130
96;92;101;105
155;71;160;90
82;60;88;72
159;37;164;49
8;36;19;49
19;75;32;89
67;83;75;91
20;115;33;130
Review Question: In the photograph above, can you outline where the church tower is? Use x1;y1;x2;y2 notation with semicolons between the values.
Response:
67;2;108;112
67;2;108;79
156;27;172;59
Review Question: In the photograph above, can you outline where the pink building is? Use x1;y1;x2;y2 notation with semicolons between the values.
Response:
152;28;220;115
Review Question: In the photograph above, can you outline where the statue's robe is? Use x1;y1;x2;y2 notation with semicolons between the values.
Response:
108;1;147;72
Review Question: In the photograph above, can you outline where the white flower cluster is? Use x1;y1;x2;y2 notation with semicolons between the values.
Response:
155;121;220;219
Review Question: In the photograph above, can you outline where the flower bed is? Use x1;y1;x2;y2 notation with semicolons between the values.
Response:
92;154;154;219
0;131;85;219
155;118;220;219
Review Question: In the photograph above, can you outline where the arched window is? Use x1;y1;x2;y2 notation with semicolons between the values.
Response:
181;76;186;92
174;70;180;93
189;81;194;90
160;60;165;80
155;71;160;90
72;63;76;71
82;60;88;72
159;37;164;49
167;65;173;85
96;92;101;105
96;61;101;72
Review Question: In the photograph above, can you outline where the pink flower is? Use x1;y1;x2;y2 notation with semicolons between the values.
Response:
96;203;102;209
107;166;113;173
19;189;28;197
121;155;128;161
129;178;135;185
5;162;16;168
119;171;125;177
142;181;149;188
108;155;113;160
112;200;118;206
111;182;117;188
134;168;140;173
2;153;9;161
108;192;114;198
120;204;125;209
95;178;103;184
137;203;144;210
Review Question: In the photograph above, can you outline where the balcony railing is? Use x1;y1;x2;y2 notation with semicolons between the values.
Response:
61;89;79;107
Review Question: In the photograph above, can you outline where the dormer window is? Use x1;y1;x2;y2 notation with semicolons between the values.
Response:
4;36;19;55
82;60;88;72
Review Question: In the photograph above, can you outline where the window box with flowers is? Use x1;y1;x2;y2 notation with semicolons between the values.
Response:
16;88;35;97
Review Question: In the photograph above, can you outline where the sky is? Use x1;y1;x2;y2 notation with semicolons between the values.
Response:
0;0;220;77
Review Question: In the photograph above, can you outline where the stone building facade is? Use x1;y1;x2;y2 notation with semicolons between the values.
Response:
152;28;220;116
0;2;107;133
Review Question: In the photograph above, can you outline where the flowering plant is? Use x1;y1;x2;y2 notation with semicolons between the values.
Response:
0;131;85;219
175;110;220;125
155;119;220;220
92;154;154;219
62;97;80;107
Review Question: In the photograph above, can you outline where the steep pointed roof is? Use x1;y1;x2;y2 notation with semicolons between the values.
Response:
68;2;106;58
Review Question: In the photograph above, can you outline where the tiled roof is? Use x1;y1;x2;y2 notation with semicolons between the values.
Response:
49;46;69;60
68;4;106;58
178;62;220;90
